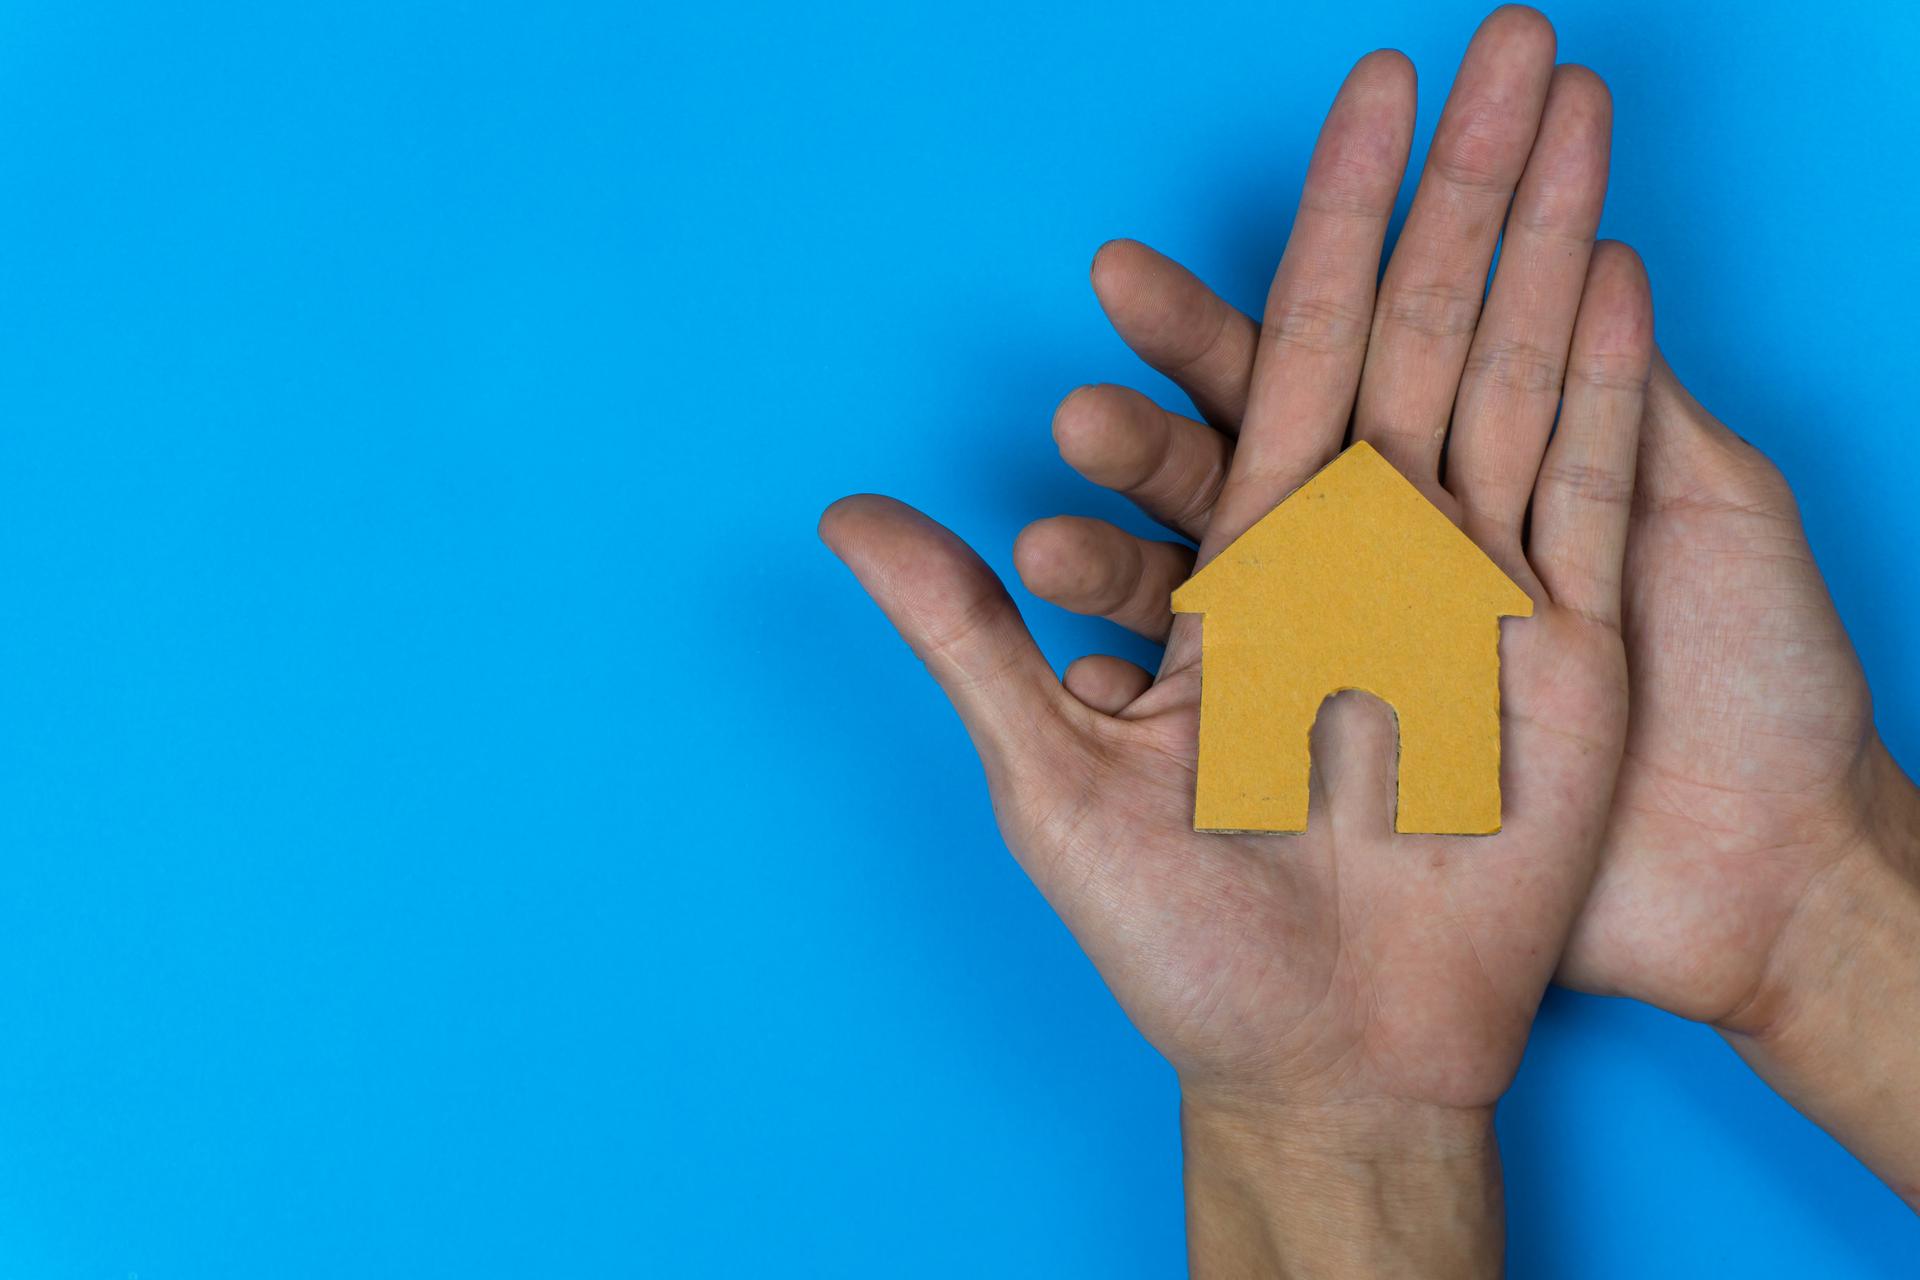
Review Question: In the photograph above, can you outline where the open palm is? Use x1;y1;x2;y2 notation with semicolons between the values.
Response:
824;11;1652;1114
1031;43;1908;1042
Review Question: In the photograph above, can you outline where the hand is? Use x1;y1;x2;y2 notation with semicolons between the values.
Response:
1046;11;1920;1212
823;8;1650;1271
1596;361;1920;1203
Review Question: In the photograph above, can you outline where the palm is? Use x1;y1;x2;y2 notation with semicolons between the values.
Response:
967;549;1625;1110
1559;367;1877;1022
1048;247;1889;1031
824;12;1651;1110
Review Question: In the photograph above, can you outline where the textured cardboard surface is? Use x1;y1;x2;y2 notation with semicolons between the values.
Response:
1171;441;1532;834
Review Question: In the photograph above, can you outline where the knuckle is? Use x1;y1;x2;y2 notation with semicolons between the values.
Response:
1431;103;1527;192
1466;335;1566;396
1304;149;1398;218
1161;294;1237;379
1511;200;1599;247
1539;458;1633;508
1262;293;1371;356
1158;445;1227;534
1569;348;1650;394
1379;279;1484;341
1512;150;1605;241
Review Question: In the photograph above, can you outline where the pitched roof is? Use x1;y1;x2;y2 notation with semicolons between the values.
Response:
1171;441;1532;619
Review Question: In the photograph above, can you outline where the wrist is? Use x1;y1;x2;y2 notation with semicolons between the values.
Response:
1716;739;1920;1042
1181;1087;1503;1278
1714;740;1920;1206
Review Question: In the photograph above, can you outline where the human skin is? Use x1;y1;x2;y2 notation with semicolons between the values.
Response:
823;9;1657;1274
1034;17;1920;1222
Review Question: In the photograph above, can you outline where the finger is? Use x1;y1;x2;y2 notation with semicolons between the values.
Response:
820;495;1073;781
1204;48;1418;559
1310;691;1398;840
1527;242;1653;627
1448;64;1612;540
1633;350;1786;511
1063;655;1154;715
1352;6;1559;486
1052;384;1230;541
1089;240;1259;432
1014;516;1193;643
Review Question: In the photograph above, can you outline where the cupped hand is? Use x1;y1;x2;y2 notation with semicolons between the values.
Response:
822;6;1649;1129
1044;45;1913;1044
1564;362;1906;1028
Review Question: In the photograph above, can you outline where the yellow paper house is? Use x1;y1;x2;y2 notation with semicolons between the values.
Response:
1170;442;1532;835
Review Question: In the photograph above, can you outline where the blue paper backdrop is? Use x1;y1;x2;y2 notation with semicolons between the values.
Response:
0;0;1914;1274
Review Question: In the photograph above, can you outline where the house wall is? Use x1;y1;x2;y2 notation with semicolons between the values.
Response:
1192;613;1504;834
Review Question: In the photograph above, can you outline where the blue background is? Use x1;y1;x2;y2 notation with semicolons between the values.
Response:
0;0;1914;1274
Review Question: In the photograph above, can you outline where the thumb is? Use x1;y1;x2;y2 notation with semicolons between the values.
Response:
819;494;1077;794
1637;349;1786;509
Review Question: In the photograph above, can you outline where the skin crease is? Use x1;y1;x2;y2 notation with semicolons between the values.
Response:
822;9;1687;1274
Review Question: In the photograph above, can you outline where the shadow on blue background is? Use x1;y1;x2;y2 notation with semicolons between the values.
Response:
0;0;1913;1274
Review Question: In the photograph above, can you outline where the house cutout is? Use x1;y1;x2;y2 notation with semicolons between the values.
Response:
1170;441;1532;835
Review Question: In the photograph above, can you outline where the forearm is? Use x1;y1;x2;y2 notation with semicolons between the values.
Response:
1182;1092;1504;1278
1717;741;1920;1208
